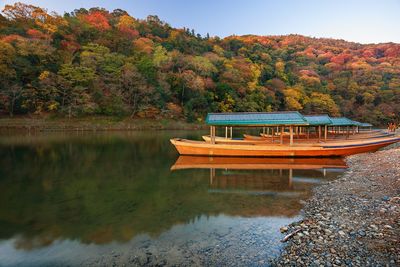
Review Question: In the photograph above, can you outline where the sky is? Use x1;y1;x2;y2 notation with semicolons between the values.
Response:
1;0;399;44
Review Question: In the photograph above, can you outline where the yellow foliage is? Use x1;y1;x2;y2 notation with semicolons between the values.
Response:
218;94;235;112
39;70;50;80
117;15;137;29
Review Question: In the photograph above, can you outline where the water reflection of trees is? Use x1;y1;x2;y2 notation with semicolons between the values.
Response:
0;133;344;250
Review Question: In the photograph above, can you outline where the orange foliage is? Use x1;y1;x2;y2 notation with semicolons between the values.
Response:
132;38;154;54
330;53;352;64
82;11;111;31
1;34;25;43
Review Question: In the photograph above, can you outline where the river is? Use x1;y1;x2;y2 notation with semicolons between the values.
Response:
0;130;346;266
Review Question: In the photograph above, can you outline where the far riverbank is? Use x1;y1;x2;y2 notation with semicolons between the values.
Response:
275;147;400;266
0;116;206;132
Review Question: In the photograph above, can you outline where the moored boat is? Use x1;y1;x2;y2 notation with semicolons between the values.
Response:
172;111;396;157
170;136;400;157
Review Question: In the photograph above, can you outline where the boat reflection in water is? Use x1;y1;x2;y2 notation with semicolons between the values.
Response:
172;156;347;214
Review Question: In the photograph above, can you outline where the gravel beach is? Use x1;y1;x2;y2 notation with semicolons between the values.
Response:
275;147;400;267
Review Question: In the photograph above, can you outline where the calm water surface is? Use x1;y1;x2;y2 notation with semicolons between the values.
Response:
0;131;346;266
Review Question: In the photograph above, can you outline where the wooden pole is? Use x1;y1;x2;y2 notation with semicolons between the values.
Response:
346;126;349;139
225;126;228;139
289;125;294;146
230;127;233;138
307;127;310;139
263;127;265;134
280;126;284;144
318;126;321;142
213;126;217;144
210;126;214;144
324;125;328;141
271;127;275;143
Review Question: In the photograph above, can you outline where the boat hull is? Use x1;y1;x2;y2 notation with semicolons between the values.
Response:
170;137;400;157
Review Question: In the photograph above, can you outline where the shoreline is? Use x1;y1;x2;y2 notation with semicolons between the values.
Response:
0;117;206;131
275;148;400;266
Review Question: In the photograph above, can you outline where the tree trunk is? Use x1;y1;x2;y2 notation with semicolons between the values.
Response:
9;92;16;117
131;92;138;118
181;85;185;107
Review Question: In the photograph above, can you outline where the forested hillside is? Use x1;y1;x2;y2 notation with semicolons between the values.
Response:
0;3;399;125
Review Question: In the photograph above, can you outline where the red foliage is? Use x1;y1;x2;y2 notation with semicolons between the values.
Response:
60;40;80;53
118;26;139;38
26;29;47;39
330;53;352;64
83;11;111;31
362;49;375;58
384;46;400;58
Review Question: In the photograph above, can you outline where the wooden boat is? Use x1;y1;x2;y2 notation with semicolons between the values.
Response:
171;156;348;170
170;136;400;157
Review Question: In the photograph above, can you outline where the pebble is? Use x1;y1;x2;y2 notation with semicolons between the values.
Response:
276;148;400;266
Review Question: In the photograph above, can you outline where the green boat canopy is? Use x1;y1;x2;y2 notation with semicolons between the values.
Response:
330;117;358;126
349;120;373;127
206;111;308;126
304;115;332;125
359;122;373;127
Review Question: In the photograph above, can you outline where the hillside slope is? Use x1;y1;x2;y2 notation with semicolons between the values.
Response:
0;3;399;125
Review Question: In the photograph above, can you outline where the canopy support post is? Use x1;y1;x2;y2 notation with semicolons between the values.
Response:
263;127;265;134
271;127;274;143
210;126;215;144
346;126;349;139
324;125;328;141
289;125;294;146
225;126;228;139
280;126;284;144
318;126;321;142
230;127;233;138
307;127;310;139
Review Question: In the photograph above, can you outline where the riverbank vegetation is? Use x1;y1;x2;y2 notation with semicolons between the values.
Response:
0;116;205;131
0;3;399;125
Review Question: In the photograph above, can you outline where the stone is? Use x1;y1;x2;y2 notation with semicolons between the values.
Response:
338;231;346;237
357;230;366;237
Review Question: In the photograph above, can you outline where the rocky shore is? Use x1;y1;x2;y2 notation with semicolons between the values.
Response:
275;148;400;267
